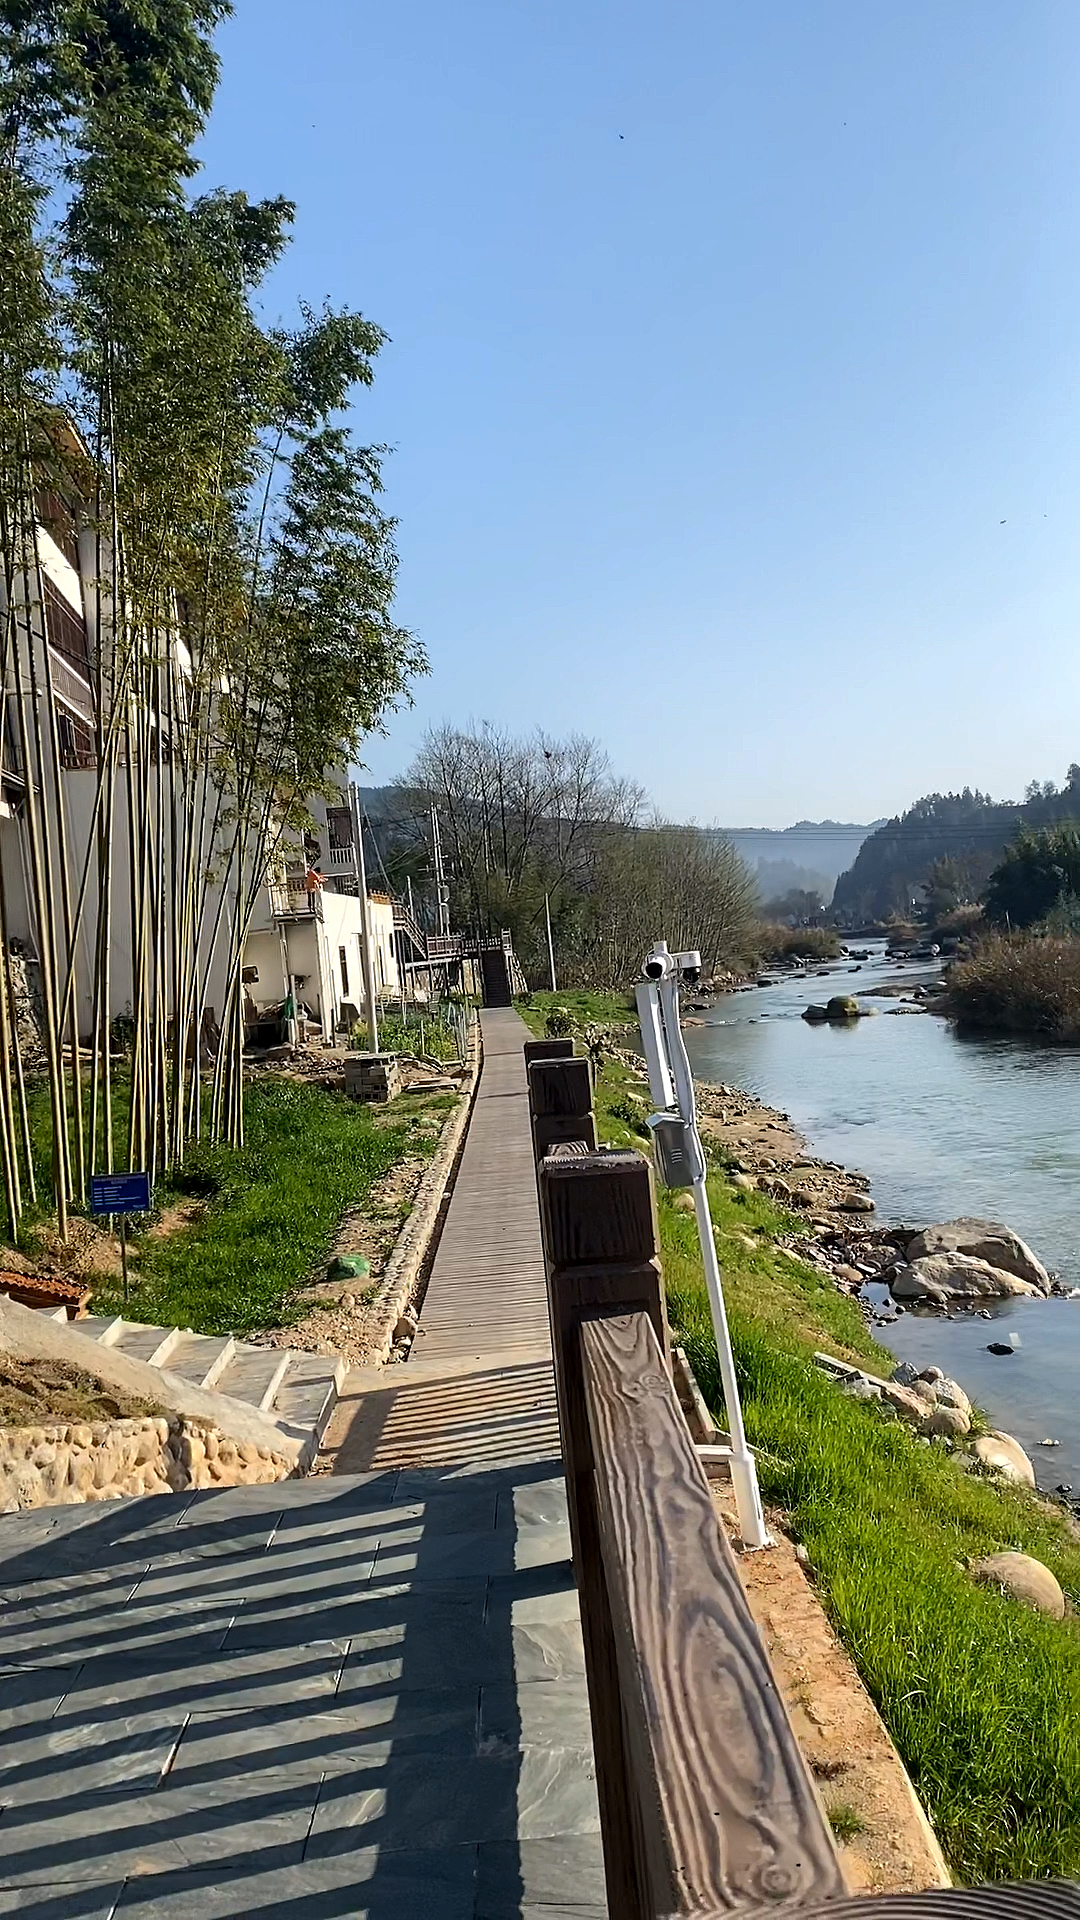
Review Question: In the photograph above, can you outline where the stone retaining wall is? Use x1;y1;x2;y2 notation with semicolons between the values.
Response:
0;1414;292;1513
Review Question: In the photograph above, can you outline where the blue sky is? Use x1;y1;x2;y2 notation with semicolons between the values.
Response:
199;1;1080;827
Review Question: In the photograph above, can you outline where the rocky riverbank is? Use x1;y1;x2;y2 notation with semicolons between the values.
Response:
684;1066;1080;1526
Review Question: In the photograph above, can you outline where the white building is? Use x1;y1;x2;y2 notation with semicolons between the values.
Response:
1;449;401;1053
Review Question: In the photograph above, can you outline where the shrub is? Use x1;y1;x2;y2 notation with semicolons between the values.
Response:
757;924;842;962
944;933;1080;1040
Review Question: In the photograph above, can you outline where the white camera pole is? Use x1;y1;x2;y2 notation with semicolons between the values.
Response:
636;942;770;1550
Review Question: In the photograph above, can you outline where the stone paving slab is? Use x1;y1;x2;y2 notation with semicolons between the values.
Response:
0;1888;127;1918
0;1014;605;1916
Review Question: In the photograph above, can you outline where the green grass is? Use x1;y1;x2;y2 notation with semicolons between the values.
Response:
13;1077;446;1337
351;1009;463;1061
517;988;637;1035
827;1804;868;1843
587;1050;1080;1885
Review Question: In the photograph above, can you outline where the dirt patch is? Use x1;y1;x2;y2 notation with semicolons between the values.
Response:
22;1214;126;1280
143;1199;207;1241
713;1485;951;1893
0;1356;157;1428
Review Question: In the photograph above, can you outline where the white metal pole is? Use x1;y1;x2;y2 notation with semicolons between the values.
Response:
653;967;770;1550
350;784;379;1054
545;893;557;992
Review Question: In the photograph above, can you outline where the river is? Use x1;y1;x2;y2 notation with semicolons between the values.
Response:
681;943;1080;1495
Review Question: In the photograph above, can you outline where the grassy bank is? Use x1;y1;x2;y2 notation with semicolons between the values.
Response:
13;1077;449;1337
519;998;1080;1883
520;987;637;1032
945;932;1080;1041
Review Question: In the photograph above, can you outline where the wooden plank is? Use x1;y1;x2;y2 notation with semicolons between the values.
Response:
528;1055;593;1118
731;1892;1080;1920
581;1310;844;1918
540;1147;660;1269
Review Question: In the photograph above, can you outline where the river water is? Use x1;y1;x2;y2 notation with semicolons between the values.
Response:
681;944;1080;1495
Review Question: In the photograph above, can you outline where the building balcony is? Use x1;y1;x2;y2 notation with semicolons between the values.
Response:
269;878;325;923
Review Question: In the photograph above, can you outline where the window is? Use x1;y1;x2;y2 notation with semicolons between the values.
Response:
339;947;350;997
35;490;80;571
57;712;94;767
326;807;353;851
43;575;90;675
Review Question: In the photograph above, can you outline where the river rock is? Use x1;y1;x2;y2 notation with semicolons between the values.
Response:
826;995;861;1019
882;1381;931;1425
890;1263;947;1303
970;1551;1064;1618
935;1377;971;1417
919;1366;945;1384
894;1252;1041;1300
973;1430;1036;1487
904;1219;1051;1295
926;1405;970;1438
890;1362;921;1387
802;1004;830;1023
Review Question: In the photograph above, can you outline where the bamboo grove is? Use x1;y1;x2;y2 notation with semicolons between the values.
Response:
0;2;423;1242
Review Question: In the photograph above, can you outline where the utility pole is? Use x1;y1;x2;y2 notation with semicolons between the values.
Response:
430;804;450;938
545;893;557;992
350;783;379;1054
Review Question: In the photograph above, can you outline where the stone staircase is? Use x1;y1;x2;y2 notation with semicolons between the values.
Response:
55;1310;343;1448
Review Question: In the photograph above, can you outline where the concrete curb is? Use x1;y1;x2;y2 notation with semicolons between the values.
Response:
361;1013;483;1369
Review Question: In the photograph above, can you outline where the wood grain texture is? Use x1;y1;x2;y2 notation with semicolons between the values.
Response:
540;1149;659;1269
581;1311;844;1918
727;1890;1080;1920
528;1055;594;1118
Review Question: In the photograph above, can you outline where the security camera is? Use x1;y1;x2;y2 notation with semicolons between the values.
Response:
674;949;702;984
643;941;672;980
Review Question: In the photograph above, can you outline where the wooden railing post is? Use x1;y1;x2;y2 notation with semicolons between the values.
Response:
537;1147;671;1920
523;1036;576;1066
528;1055;597;1160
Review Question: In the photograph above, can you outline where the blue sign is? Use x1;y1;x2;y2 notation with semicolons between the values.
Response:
88;1172;151;1217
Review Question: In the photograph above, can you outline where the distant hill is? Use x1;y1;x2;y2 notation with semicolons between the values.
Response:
715;821;883;898
831;772;1080;921
360;792;882;905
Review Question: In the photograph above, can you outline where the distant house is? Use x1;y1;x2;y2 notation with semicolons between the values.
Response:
243;792;402;1041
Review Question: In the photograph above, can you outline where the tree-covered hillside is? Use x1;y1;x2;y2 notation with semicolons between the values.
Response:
832;769;1080;921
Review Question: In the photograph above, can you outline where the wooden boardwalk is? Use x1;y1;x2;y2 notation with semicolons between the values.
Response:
327;1007;562;1472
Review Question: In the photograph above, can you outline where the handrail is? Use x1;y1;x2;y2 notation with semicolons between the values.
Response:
581;1308;842;1916
530;1042;1074;1920
535;1114;839;1918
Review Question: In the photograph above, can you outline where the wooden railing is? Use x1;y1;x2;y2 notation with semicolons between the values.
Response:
526;1040;1075;1920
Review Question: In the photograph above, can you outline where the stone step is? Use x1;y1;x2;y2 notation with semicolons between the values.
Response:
162;1332;236;1390
268;1352;344;1438
59;1314;344;1464
215;1345;292;1411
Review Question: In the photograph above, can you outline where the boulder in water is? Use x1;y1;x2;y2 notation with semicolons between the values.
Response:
826;995;861;1019
904;1219;1051;1295
893;1252;1041;1300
